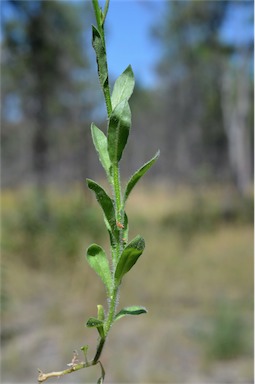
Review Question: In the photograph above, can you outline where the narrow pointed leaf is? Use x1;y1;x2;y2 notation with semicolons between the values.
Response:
86;244;112;294
104;215;117;253
86;317;104;328
97;361;105;384
92;25;108;90
114;306;148;322
97;304;105;321
108;99;131;163
80;345;89;363
124;150;160;203
123;212;129;245
115;235;145;283
87;179;117;237
91;123;112;182
111;65;135;110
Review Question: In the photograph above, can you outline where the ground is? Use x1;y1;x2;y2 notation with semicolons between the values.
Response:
1;184;253;383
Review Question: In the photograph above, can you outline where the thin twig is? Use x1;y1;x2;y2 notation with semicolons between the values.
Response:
37;362;89;383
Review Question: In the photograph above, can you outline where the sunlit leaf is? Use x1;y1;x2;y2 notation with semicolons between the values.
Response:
91;123;112;182
124;151;160;202
97;304;105;321
86;244;112;294
111;65;135;110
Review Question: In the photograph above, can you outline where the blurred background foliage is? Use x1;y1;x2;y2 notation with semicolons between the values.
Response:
1;0;253;383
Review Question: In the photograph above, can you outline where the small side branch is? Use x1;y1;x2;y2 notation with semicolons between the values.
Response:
37;362;88;383
37;349;106;383
37;337;106;382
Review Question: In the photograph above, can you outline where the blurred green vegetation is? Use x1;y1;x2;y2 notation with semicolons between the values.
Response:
1;185;253;382
2;185;252;269
205;302;248;360
2;187;105;269
161;190;253;241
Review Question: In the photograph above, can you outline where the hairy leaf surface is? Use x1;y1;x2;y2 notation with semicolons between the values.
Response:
92;26;108;90
86;244;112;294
107;100;131;163
115;235;145;283
111;65;135;110
87;179;117;237
91;123;112;182
86;317;104;328
124;151;160;203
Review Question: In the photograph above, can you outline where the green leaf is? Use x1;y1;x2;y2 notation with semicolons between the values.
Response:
115;235;145;283
97;361;105;384
123;212;129;245
107;99;131;164
92;25;108;90
97;304;105;321
124;150;160;203
114;306;148;322
86;179;117;237
86;317;104;328
111;65;135;110
80;345;89;362
86;244;112;295
91;123;112;182
104;216;117;253
86;305;106;338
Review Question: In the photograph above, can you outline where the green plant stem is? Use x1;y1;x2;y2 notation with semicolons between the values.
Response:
93;337;106;364
112;163;123;259
38;358;103;383
37;0;152;382
90;1;123;374
92;282;119;366
104;284;119;336
92;0;112;118
37;363;91;383
103;77;112;118
92;0;103;34
102;0;110;25
113;164;122;222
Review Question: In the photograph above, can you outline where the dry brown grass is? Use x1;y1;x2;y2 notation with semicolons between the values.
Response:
1;185;253;383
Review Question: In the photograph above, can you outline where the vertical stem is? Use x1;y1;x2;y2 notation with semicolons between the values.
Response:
112;163;123;262
113;164;122;222
104;284;119;336
93;337;105;364
92;0;112;118
92;0;102;33
103;82;112;118
92;0;124;363
102;0;110;25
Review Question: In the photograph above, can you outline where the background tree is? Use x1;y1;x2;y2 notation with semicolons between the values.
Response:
153;0;253;191
1;0;253;193
221;23;253;195
1;0;96;190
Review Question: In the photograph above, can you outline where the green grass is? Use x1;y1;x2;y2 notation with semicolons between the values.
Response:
1;185;253;383
204;301;247;360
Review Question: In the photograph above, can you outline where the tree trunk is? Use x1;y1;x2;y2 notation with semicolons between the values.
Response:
221;54;252;196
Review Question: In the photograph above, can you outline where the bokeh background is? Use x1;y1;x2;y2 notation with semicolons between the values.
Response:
1;0;253;383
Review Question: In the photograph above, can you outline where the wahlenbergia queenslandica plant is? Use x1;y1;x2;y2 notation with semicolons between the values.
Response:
37;1;159;382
